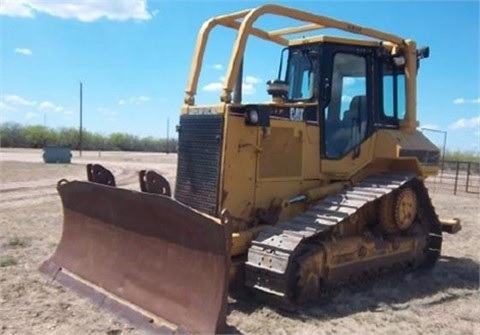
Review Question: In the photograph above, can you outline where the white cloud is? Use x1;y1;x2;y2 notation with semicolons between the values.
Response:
211;64;223;71
453;97;480;105
14;48;32;56
341;95;352;103
1;95;75;118
202;75;262;95
25;112;38;120
450;115;480;129
38;101;63;112
475;130;480;137
0;1;34;18
0;101;13;111
39;101;55;109
0;0;151;22
118;96;151;105
2;95;36;107
242;83;255;95
203;82;223;92
245;76;261;85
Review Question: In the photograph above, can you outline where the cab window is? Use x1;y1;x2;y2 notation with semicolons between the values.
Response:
380;61;406;125
286;48;318;101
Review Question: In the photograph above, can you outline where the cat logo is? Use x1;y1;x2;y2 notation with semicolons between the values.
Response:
289;107;304;121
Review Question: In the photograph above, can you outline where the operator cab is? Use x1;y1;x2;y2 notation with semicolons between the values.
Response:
265;39;428;160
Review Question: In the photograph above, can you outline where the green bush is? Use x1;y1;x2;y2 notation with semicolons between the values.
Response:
0;122;177;153
444;150;480;163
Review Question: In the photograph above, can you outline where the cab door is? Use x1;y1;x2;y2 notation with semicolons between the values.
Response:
320;43;376;178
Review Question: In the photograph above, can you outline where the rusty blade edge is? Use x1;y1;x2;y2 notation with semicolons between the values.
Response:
39;260;188;335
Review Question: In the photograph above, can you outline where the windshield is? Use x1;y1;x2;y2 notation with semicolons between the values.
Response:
285;48;318;101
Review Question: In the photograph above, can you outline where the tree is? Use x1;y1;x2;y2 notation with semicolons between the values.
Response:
0;122;177;153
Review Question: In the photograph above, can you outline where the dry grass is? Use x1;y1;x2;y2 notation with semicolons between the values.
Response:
6;237;28;248
0;256;17;268
0;149;478;335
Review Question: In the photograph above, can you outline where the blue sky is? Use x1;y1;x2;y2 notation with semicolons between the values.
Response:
1;0;479;152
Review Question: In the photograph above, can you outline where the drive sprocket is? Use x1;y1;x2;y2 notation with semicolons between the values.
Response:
379;186;418;233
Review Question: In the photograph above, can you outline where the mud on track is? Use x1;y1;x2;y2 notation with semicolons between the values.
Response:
0;149;479;335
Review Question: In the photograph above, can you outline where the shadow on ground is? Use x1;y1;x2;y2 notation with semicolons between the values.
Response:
227;255;479;323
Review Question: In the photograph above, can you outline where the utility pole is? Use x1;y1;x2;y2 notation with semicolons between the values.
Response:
79;82;83;157
166;117;170;154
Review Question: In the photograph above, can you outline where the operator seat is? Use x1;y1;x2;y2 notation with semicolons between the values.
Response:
344;95;368;139
326;95;368;159
344;96;367;124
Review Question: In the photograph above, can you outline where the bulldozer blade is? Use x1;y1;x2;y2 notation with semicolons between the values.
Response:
40;180;230;334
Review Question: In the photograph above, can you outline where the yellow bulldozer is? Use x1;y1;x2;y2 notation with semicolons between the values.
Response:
41;4;461;334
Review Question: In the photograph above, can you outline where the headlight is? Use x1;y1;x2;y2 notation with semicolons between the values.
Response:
247;109;259;124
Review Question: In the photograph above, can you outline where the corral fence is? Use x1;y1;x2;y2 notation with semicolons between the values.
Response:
426;160;480;196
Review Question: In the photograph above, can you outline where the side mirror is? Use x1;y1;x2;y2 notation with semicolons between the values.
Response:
416;46;430;70
417;46;430;59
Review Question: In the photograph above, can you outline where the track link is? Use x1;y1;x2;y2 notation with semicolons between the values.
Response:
245;173;442;305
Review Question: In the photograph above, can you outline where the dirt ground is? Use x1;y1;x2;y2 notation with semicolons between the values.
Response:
0;148;479;335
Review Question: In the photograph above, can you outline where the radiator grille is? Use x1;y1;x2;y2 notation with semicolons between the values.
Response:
174;114;224;216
